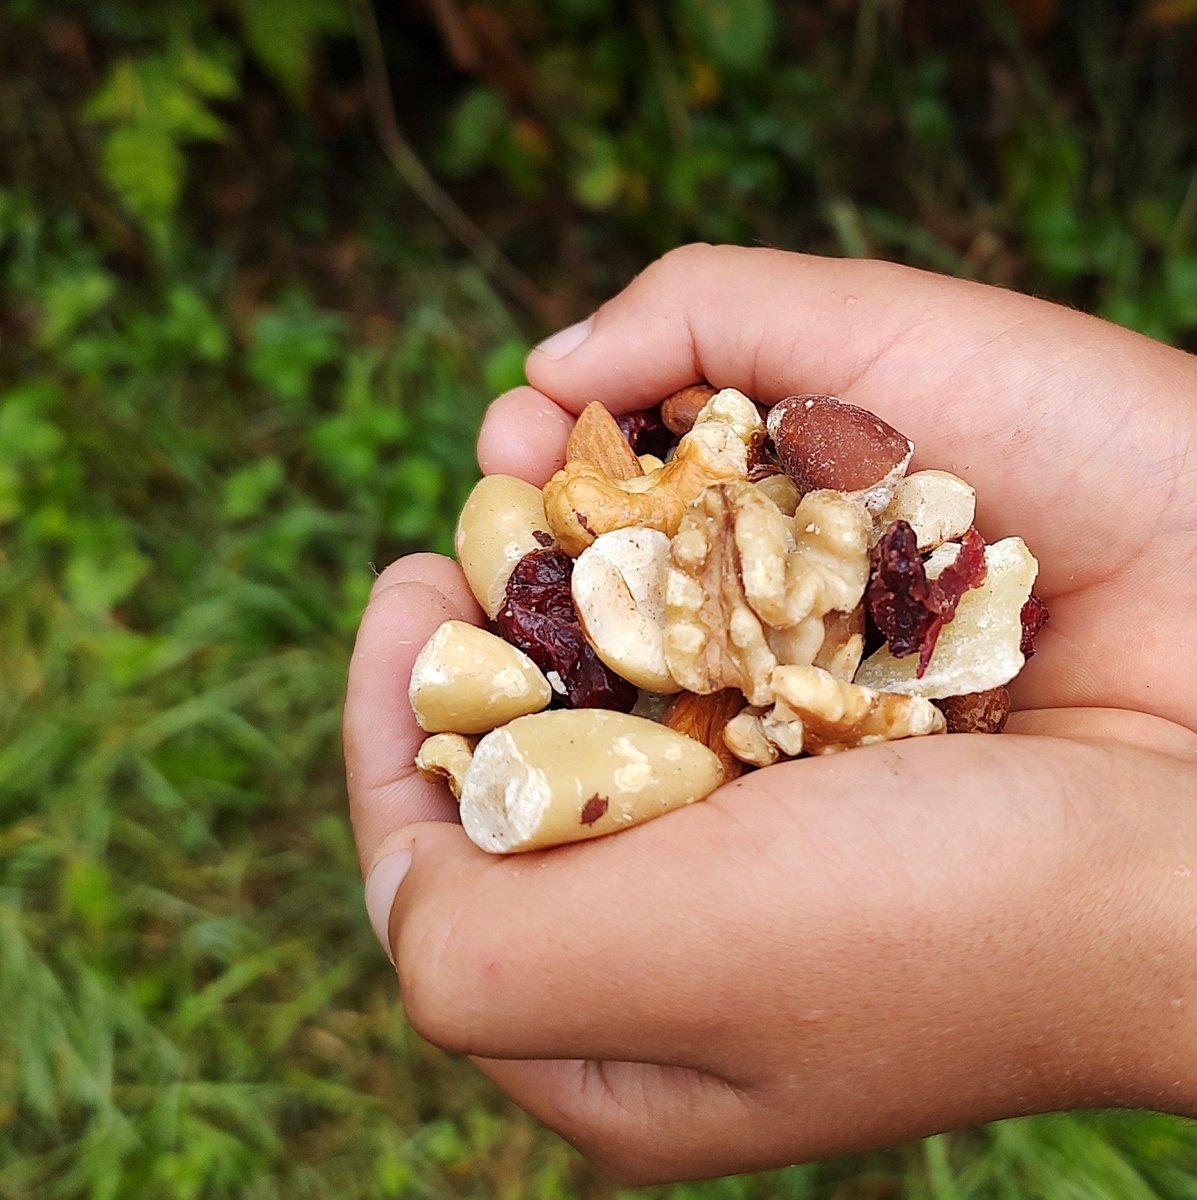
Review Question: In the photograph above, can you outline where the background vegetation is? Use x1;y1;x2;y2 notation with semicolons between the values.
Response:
3;0;1197;1196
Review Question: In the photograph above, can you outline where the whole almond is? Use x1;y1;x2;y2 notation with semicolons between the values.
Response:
567;402;644;481
663;689;746;782
661;384;719;435
766;394;914;510
933;687;1011;734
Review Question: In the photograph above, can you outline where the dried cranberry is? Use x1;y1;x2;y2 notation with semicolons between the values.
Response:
617;407;676;460
496;548;637;711
1020;594;1050;658
867;523;988;678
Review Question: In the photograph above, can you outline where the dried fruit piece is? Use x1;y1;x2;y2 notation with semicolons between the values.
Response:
458;710;724;853
934;688;1011;734
567;402;644;481
661;384;719;435
867;522;988;676
571;527;680;693
662;689;746;782
855;536;1039;698
496;548;637;711
618;407;675;459
1020;594;1050;658
767;394;914;512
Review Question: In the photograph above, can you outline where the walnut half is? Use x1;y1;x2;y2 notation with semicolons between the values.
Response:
663;482;871;705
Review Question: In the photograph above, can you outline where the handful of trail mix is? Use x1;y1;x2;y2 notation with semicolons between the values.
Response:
408;387;1048;854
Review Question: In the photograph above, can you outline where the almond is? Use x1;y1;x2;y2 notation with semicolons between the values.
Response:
566;402;644;481
661;384;718;435
933;687;1011;734
766;394;914;512
663;689;746;782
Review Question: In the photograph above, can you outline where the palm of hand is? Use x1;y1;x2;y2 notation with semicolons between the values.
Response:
347;248;1197;1183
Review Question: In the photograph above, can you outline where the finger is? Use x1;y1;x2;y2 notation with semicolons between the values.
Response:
477;386;574;484
473;1057;757;1185
345;559;481;874
369;552;484;614
525;244;1194;594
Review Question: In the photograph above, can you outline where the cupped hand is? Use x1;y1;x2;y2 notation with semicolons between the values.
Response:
346;246;1197;1184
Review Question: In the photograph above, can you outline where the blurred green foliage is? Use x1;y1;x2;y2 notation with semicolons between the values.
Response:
2;0;1197;1196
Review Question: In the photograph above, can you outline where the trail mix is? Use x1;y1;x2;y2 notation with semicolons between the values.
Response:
407;388;1048;853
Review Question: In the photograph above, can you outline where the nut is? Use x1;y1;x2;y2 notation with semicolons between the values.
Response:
694;387;764;446
567;402;643;481
456;475;552;618
458;709;725;853
571;527;680;693
760;664;946;756
873;470;976;551
722;707;778;767
415;733;477;798
543;418;748;556
409;620;552;734
664;483;871;705
661;383;718;435
854;536;1039;698
638;453;666;473
754;472;801;516
767;394;914;513
934;687;1011;734
812;604;865;681
662;689;746;782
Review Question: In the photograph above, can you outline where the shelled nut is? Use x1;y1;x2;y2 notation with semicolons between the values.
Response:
415;733;477;798
455;475;552;618
873;470;976;551
409;620;552;734
458;709;725;853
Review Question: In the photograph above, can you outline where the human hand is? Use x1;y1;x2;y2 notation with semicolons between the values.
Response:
345;246;1197;1183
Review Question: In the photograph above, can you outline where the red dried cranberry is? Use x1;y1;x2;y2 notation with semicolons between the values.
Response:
496;548;637;711
617;408;676;460
1020;594;1050;658
867;523;988;678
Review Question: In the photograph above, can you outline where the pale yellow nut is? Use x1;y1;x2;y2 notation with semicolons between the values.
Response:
754;473;801;516
408;620;551;735
455;475;551;618
571;527;680;693
723;707;778;767
854;536;1039;698
543;420;748;556
873;470;976;551
459;710;724;853
638;453;666;473
694;387;764;445
415;733;476;799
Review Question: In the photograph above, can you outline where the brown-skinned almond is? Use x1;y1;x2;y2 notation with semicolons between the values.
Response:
567;402;643;481
766;394;914;512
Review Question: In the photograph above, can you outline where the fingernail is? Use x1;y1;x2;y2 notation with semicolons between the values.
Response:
364;850;412;963
534;317;592;360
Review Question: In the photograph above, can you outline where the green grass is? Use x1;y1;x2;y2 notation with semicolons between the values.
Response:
3;1;1197;1196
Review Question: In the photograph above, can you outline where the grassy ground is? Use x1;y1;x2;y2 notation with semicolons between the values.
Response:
3;2;1197;1197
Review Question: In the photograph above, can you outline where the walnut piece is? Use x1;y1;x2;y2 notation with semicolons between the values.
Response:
543;419;748;556
663;482;870;705
662;689;746;782
723;707;777;767
761;665;945;756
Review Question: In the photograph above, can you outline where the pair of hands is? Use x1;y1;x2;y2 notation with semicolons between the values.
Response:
344;245;1197;1184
